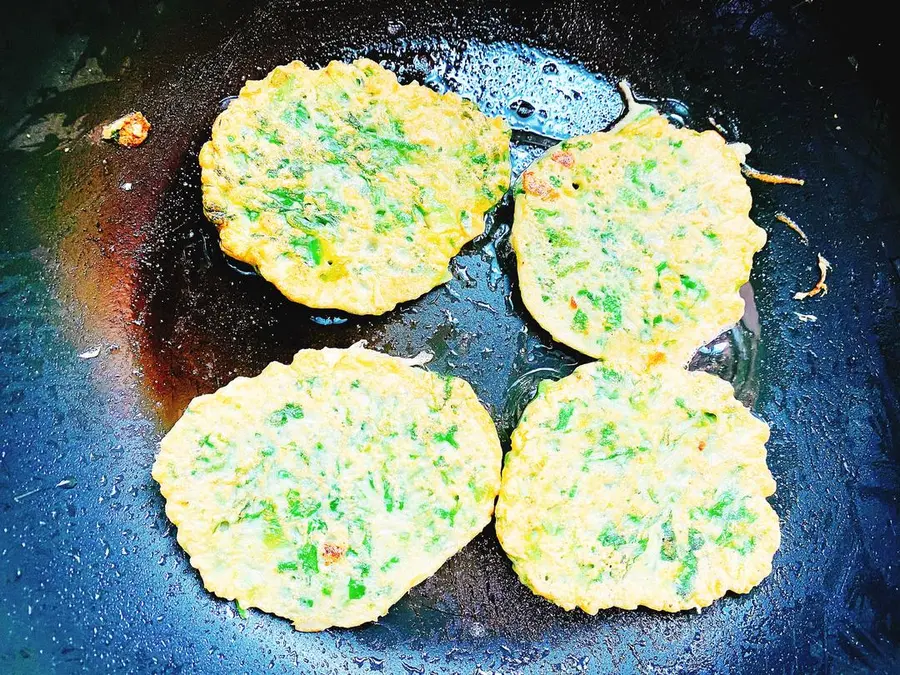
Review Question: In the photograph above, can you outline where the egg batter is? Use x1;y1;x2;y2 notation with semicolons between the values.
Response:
152;347;502;630
495;362;779;613
199;58;510;315
510;84;767;368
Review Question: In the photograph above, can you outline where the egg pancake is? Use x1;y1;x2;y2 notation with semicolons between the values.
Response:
152;347;502;631
200;58;511;315
510;90;767;368
495;362;779;613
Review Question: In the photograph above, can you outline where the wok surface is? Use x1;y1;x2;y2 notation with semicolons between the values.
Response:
1;0;898;672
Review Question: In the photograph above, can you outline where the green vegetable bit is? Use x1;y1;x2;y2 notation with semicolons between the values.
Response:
348;578;366;600
675;552;698;596
572;309;589;332
297;543;319;575
286;489;321;518
382;478;395;513
597;524;627;548
381;556;401;572
436;496;461;526
434;425;459;448
268;403;305;426
546;228;575;247
660;519;678;561
554;402;575;431
289;234;323;267
267;187;305;208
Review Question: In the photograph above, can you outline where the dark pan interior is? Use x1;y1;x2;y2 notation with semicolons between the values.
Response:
1;0;898;672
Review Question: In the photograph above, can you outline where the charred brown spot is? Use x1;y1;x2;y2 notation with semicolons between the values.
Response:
698;440;706;451
522;171;558;200
322;543;346;564
569;297;578;309
102;111;152;148
551;150;575;168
